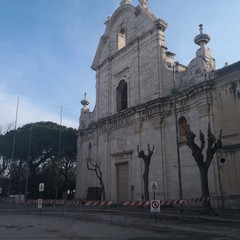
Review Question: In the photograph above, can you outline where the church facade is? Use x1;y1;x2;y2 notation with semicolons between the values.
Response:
76;0;240;207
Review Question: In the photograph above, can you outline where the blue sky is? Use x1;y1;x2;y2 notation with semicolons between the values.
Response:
0;0;239;129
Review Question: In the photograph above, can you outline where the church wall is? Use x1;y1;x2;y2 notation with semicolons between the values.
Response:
75;134;98;199
212;67;240;197
77;80;228;202
160;86;221;200
110;124;136;200
138;33;161;104
95;29;168;120
76;83;222;201
218;150;240;195
96;66;110;119
75;138;83;199
76;2;240;208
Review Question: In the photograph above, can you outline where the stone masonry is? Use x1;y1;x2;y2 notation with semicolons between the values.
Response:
76;1;240;207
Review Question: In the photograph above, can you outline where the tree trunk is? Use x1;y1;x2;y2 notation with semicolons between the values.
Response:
101;186;106;201
200;166;209;197
98;177;105;201
200;166;213;214
143;162;150;200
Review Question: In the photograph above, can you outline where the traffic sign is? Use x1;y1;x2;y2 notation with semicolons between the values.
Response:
150;182;158;192
150;200;161;212
39;183;44;192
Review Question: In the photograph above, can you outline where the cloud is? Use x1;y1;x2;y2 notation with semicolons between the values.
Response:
0;87;79;129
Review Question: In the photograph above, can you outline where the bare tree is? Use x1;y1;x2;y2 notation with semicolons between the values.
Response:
0;123;14;177
86;157;106;201
0;122;14;135
137;144;154;200
0;156;9;177
185;124;222;214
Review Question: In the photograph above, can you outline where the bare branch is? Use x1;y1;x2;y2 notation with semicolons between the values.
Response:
216;129;222;148
148;144;155;153
152;144;155;152
206;128;222;169
137;145;140;153
97;157;103;167
0;122;14;135
86;156;106;200
186;125;204;167
137;144;154;200
86;158;96;171
199;130;205;151
207;124;216;150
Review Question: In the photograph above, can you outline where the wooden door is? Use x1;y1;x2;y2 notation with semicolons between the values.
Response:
117;163;128;201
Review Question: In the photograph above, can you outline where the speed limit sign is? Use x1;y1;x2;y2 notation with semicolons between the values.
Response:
150;200;161;212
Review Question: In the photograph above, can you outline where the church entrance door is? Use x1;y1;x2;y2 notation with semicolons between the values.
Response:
117;163;129;201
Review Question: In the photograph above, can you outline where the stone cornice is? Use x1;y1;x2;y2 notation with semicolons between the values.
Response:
78;81;213;136
92;26;158;71
154;18;168;31
111;150;133;157
221;144;240;149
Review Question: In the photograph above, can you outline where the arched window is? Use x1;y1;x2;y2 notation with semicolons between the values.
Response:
117;80;128;112
179;117;187;143
118;28;126;50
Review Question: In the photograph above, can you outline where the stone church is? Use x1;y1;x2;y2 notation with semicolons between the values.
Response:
76;0;240;207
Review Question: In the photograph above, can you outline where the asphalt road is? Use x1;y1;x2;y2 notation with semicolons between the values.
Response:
0;210;240;240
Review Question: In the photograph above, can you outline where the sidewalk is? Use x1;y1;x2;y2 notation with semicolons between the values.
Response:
1;200;240;223
1;206;240;240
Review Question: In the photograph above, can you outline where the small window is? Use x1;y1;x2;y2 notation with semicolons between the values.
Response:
117;80;128;112
179;117;187;143
118;28;126;50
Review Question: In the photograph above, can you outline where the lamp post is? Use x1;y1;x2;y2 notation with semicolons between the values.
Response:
172;62;183;200
25;123;33;200
8;96;19;196
55;106;62;200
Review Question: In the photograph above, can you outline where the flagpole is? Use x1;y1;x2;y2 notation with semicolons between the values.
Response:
172;63;183;200
25;123;33;199
8;96;19;196
55;106;62;199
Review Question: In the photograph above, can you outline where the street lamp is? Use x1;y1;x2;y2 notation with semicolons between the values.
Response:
25;123;33;200
172;62;183;200
8;96;19;196
55;106;62;200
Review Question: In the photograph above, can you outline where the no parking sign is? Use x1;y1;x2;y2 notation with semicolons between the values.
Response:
150;200;160;212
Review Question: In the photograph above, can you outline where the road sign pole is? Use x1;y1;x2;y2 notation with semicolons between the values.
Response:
151;182;158;223
153;192;156;222
38;183;44;216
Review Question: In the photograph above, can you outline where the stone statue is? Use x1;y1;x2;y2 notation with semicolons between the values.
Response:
120;0;132;5
139;0;149;8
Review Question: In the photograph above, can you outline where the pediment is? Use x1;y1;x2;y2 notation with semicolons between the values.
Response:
91;4;159;71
